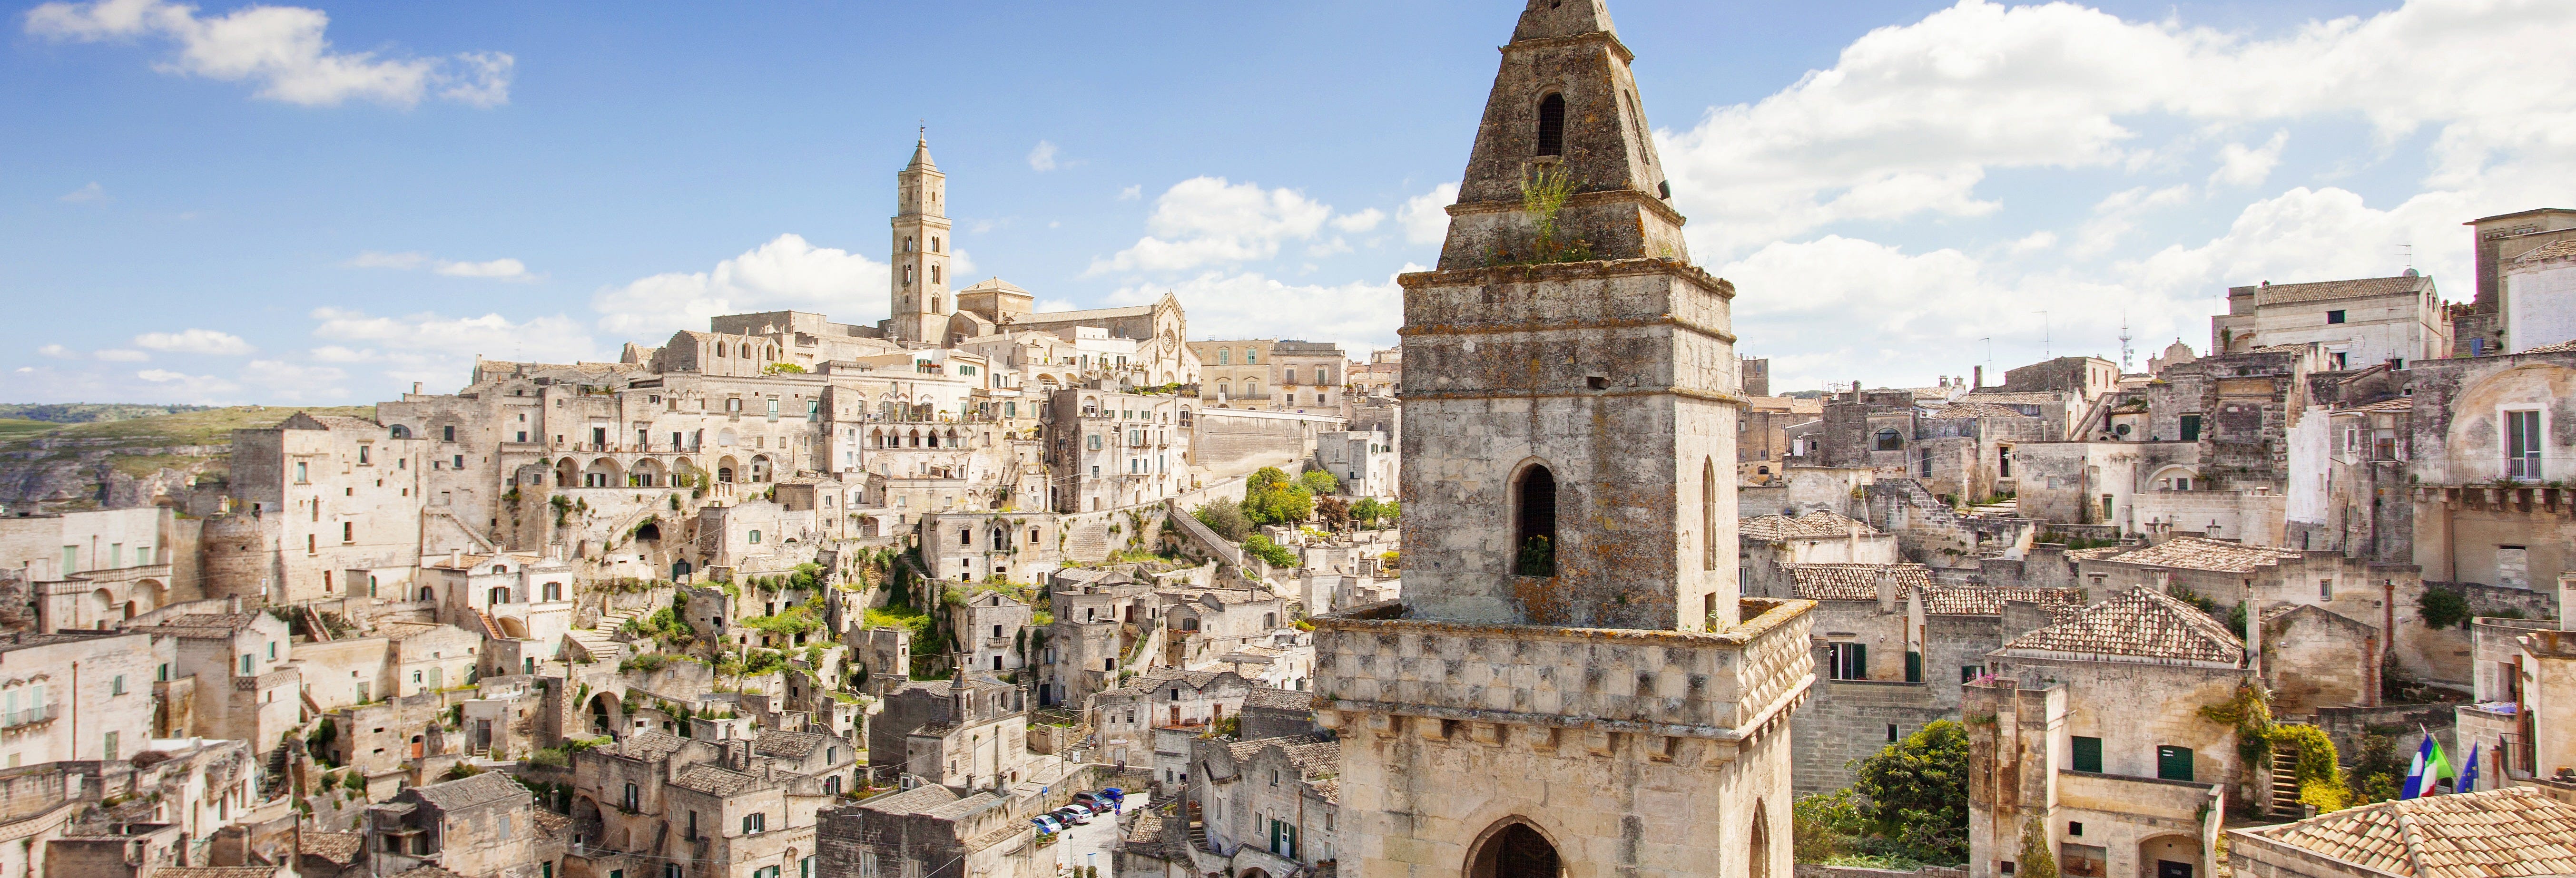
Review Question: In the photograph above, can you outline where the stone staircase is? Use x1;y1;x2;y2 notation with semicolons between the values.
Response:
567;608;641;664
1185;801;1210;851
2270;738;2304;819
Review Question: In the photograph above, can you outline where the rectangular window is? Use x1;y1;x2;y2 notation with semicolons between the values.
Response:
1826;643;1867;681
241;654;254;675
1961;664;1984;683
1905;651;1923;683
442;425;456;441
2507;410;2542;480
112;675;126;695
2178;414;2202;441
2320;579;2334;600
2155;745;2194;781
2326;309;2346;324
295;461;308;483
2072;736;2103;773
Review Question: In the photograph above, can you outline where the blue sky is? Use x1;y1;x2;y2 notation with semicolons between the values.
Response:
9;0;2573;404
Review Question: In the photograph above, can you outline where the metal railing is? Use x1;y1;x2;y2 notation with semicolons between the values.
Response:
0;704;57;729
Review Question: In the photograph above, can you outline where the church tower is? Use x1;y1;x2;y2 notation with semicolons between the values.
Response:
889;135;953;345
1314;4;1812;876
1404;0;1732;631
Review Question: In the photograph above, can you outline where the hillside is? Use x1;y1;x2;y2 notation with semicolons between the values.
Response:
0;405;375;512
0;403;219;424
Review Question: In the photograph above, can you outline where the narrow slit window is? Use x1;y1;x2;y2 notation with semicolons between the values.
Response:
1514;465;1558;576
1536;93;1566;156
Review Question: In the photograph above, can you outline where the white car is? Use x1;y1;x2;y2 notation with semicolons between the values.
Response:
1052;806;1092;826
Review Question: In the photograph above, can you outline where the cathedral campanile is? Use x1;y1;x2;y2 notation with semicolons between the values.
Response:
890;135;952;345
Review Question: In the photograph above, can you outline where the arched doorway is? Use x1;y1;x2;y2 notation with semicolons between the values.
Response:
1468;819;1562;878
1750;800;1773;878
589;692;624;736
2139;833;2202;878
1513;463;1558;577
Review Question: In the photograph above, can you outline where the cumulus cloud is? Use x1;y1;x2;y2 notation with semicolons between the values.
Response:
134;327;255;355
24;0;512;107
135;368;239;395
1106;269;1409;356
1088;177;1336;275
1331;209;1385;234
94;349;150;361
1028;141;1060;172
1396;182;1458;246
347;251;534;281
2211;131;2290;187
311;306;595;389
1659;0;2576;259
2072;184;2193;257
239;359;347;400
36;344;74;359
58;182;105;203
1118;185;1142;201
590;234;888;339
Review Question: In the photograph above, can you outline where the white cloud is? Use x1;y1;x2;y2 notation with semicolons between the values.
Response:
1107;269;1408;355
1034;299;1078;313
2211;130;2290;187
36;344;74;359
591;234;888;339
2073;184;2193;257
1028;141;1059;172
58;182;104;203
1088;177;1335;275
24;0;512;107
348;251;534;281
433;257;530;280
950;248;979;281
134;327;255;355
1396;182;1458;246
238;359;347;400
1658;0;2576;259
1331;209;1385;234
2006;230;2057;254
311;306;595;389
135;368;239;395
94;349;149;361
1118;185;1142;201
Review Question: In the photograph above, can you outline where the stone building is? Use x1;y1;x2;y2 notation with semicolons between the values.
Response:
0;629;169;766
218;412;448;604
367;771;556;878
1038;567;1162;706
1314;429;1396;499
1272;340;1347;414
1160;587;1286;670
2455;592;2576;788
1046;387;1193;513
1967;587;2249;878
1180;734;1343;876
2458;207;2576;356
569;729;854;878
0;506;192;632
2209;274;2451;366
1192;340;1278;409
944;589;1034;676
1736;511;1900;600
868;673;1038;792
2397;345;2576;590
812;783;1027;878
1090;668;1254;767
1313;3;1813;877
129;604;301;752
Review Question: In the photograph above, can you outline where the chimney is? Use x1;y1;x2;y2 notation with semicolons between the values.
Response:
1973;366;1984;389
1876;567;1899;615
450;548;463;568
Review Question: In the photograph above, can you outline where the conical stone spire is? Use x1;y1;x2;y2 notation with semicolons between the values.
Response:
906;127;936;171
1436;0;1682;270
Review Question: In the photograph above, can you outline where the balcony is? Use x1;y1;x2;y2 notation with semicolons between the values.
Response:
0;704;56;729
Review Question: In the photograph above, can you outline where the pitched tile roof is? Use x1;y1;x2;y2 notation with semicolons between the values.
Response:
2241;786;2576;878
2338;397;2416;414
670;763;762;797
1960;390;2069;405
601;730;689;762
1915;585;2089;617
2514;238;2576;263
1784;564;1931;601
752;730;834;759
407;770;529;812
2521;338;2576;354
2236;274;2432;305
1927;402;2040;420
2096;536;2302;573
298;832;365;865
1740;511;1878;542
1242;686;1314;712
1999;586;2246;665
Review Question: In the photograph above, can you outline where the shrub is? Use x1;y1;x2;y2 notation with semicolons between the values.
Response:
1193;502;1253;541
1243;535;1298;568
1852;720;1970;865
2419;587;2471;630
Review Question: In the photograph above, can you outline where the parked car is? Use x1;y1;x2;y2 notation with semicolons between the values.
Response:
1052;806;1092;826
1030;815;1063;835
1072;793;1115;813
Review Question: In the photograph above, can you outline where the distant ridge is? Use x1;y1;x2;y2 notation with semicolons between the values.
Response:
0;403;219;424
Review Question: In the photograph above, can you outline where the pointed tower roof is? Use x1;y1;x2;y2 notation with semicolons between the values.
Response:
906;132;937;172
1433;0;1683;269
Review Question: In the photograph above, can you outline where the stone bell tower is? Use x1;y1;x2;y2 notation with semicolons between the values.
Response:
889;134;953;345
1313;2;1813;877
1402;0;1735;632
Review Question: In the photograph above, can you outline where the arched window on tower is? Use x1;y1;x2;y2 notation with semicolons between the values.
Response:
1874;429;1903;451
1702;458;1718;571
1514;465;1557;577
1537;93;1566;156
904;265;914;285
932;236;942;253
932;265;942;284
905;236;914;253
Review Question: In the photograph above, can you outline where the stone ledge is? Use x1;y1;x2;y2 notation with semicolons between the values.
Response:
1396;257;1730;298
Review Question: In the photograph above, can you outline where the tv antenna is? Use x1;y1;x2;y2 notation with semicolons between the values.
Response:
1979;337;1993;364
2118;314;2134;373
2035;311;2052;358
2396;243;2414;274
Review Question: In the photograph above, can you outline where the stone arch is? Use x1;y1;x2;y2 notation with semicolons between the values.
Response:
418;585;436;601
497;616;530;639
554;457;580;488
717;428;739;447
1750;799;1774;878
585;457;623;488
1536;91;1566;156
629;458;666;488
134;579;165;613
1510;460;1559;577
749;455;772;482
89;587;118;624
2148;464;2200;490
588;691;625;736
1465;817;1563;878
716;456;741;483
2138;832;2203;878
388;424;412;439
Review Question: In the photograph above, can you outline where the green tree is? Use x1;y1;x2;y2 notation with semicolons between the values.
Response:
2018;819;2058;878
1244;535;1298;568
1351;497;1385;528
2419;587;2471;630
1298;469;1341;496
1248;466;1291;491
1194;501;1253;541
1854;720;1970;864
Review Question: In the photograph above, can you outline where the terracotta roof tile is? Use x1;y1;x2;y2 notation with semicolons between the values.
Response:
2513;238;2576;263
670;763;762;796
1740;511;1878;542
2097;536;2302;574
2243;787;2576;878
1999;586;2245;665
1785;564;1932;601
2338;397;2415;414
1927;402;2041;420
1915;585;2088;617
298;832;365;865
2521;338;2576;354
407;771;529;812
2237;274;2432;305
